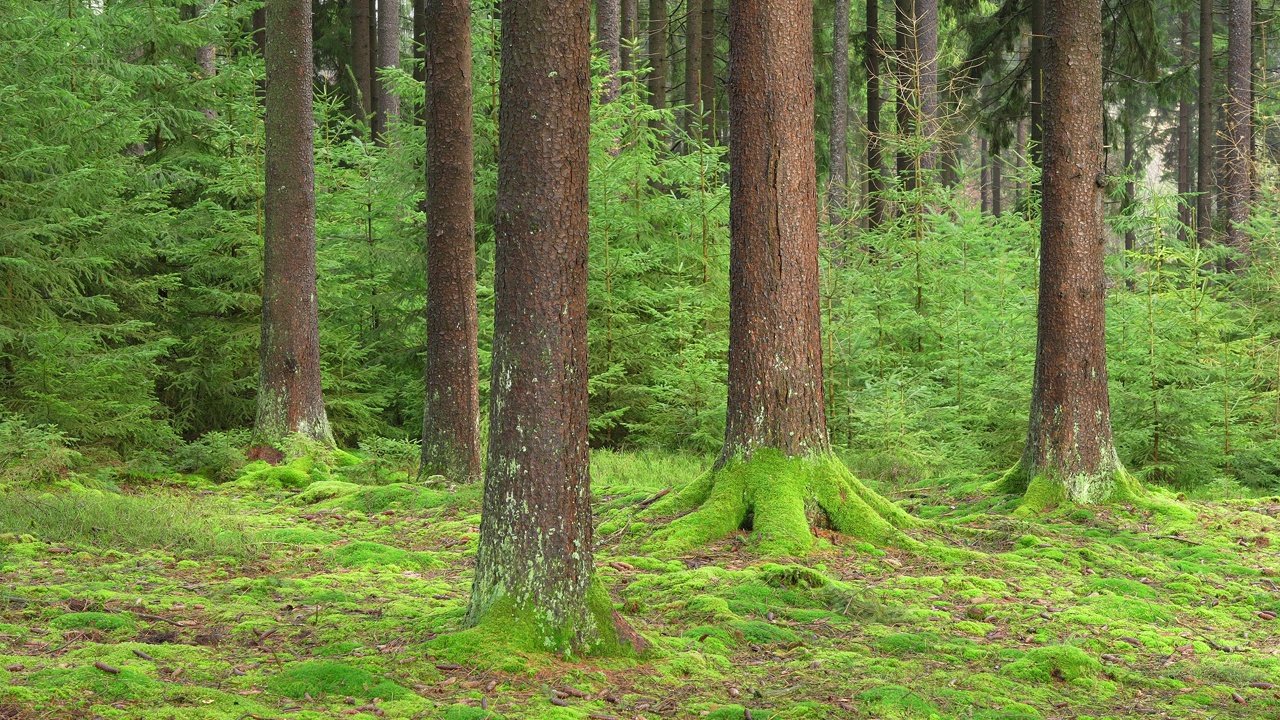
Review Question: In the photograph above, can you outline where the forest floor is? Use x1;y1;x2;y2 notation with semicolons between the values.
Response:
2;450;1280;719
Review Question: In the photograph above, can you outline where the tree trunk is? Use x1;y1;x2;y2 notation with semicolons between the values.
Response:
195;0;216;119
1016;116;1027;212
894;0;912;186
413;0;426;90
372;0;400;142
865;0;886;227
351;0;373;125
255;0;334;450
1224;0;1251;258
1178;10;1192;243
991;145;1002;217
1197;0;1214;246
700;0;715;139
684;0;702;138
467;0;620;654
828;0;849;224
1011;0;1129;507
648;0;667;110
648;0;918;555
1123;116;1136;252
915;0;937;171
421;0;481;483
621;0;637;75
599;0;621;101
980;136;989;213
1029;0;1044;178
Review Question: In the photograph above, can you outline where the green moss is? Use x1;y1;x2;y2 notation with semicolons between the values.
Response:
876;632;936;655
729;620;797;644
266;660;407;700
29;664;159;700
857;685;941;716
328;541;443;570
648;450;920;555
1002;645;1101;683
256;526;341;544
1085;577;1157;598
235;456;325;490
704;705;778;720
442;705;498;720
50;611;133;630
295;480;361;504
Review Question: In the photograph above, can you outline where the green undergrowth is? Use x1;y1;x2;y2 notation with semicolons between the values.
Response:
2;450;1280;718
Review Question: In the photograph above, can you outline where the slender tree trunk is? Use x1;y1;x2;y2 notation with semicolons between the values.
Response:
1197;0;1214;245
373;0;400;142
421;0;481;483
255;0;334;451
467;0;629;653
351;0;373;126
1224;0;1251;258
723;0;826;460
980;136;990;213
1123;117;1136;252
684;0;702;138
1015;0;1124;504
648;0;668;110
195;0;216;119
916;0;937;171
413;0;427;88
599;0;621;101
894;0;912;185
700;0;716;139
991;145;1002;217
1029;0;1044;177
829;0;849;224
1178;10;1193;242
865;0;885;227
622;0;637;75
1016;116;1027;212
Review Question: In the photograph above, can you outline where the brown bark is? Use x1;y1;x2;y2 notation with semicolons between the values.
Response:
722;0;827;460
466;0;601;649
1018;0;1121;499
684;0;702;139
599;0;621;101
622;0;637;74
255;0;334;448
413;0;427;89
1178;10;1193;242
1197;0;1214;245
648;0;668;109
1224;0;1251;257
373;0;400;142
865;0;885;227
829;0;850;224
421;0;481;483
351;0;373;125
700;0;715;138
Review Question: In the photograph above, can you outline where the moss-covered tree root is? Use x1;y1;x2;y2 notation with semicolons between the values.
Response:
987;464;1194;524
646;450;922;555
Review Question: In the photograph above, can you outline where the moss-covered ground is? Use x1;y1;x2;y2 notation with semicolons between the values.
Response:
3;451;1280;718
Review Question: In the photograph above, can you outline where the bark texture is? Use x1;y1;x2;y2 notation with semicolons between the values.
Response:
648;0;667;109
683;0;702;138
622;0;637;74
373;0;400;142
1224;0;1251;257
351;0;373;124
421;0;481;483
599;0;621;101
1178;10;1192;242
256;0;334;448
722;0;827;460
1197;0;1214;245
829;0;850;224
466;0;600;649
1017;0;1122;503
865;0;885;227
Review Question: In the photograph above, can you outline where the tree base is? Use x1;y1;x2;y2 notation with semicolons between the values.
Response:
986;463;1167;516
646;450;921;555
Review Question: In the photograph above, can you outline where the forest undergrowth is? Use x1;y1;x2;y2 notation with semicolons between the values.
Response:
3;448;1280;719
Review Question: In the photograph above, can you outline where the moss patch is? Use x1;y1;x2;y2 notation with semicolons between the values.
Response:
266;660;407;700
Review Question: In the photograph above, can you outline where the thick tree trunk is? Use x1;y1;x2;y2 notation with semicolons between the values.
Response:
700;0;715;138
1014;0;1126;507
829;0;850;224
1178;10;1193;243
421;0;481;483
1197;0;1214;245
684;0;702;138
865;0;886;227
1224;0;1251;258
599;0;621;101
649;0;917;555
621;0;637;75
255;0;334;450
467;0;615;653
648;0;668;109
372;0;400;142
351;0;373;125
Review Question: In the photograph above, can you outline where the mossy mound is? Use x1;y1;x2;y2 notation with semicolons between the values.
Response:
295;480;361;504
50;611;133;631
266;660;407;700
646;449;920;555
442;705;498;720
235;456;328;490
29;663;159;700
703;705;778;720
256;526;341;544
328;541;443;570
1002;645;1101;683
